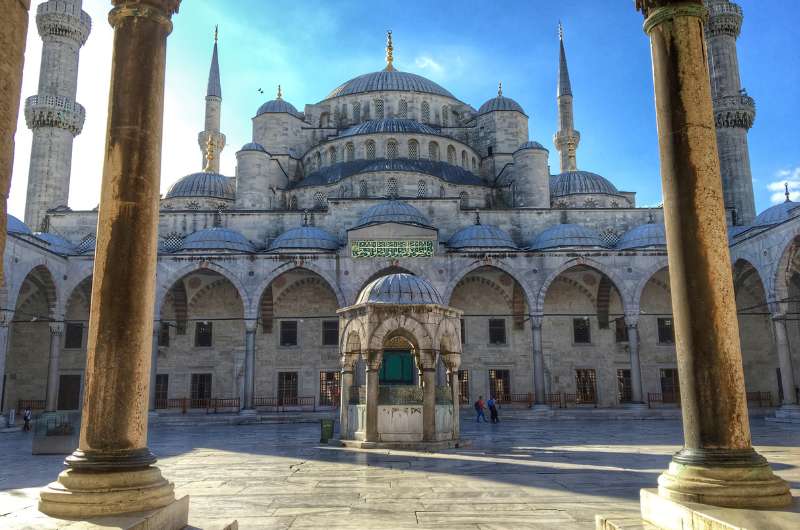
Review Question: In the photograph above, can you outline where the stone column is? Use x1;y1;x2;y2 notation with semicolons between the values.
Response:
39;0;185;521
771;313;798;407
444;353;461;441
0;320;9;412
45;323;63;412
365;351;381;443
422;352;436;442
242;320;256;411
339;354;355;439
531;314;546;405
148;325;158;412
626;314;645;405
636;0;790;508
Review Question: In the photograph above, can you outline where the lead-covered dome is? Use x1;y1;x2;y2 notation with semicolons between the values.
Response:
616;223;666;250
530;224;605;250
357;273;443;305
478;95;525;115
448;224;516;250
256;98;302;118
550;170;618;197
326;70;455;99
516;140;547;152
339;118;440;138
752;200;800;227
181;227;255;252
239;142;267;153
7;214;32;235
355;200;431;228
165;172;235;200
269;226;340;251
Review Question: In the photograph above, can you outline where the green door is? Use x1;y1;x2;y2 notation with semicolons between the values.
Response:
380;350;414;385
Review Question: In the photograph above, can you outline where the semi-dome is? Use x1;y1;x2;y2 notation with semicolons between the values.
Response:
326;69;455;99
516;140;547;152
181;227;255;253
752;200;800;227
448;223;516;250
478;95;525;115
256;98;302;118
355;200;431;228
35;232;77;254
616;223;666;250
165;172;235;200
550;170;619;197
529;224;605;250
239;142;267;153
7;214;32;235
356;273;443;305
269;226;340;251
339;118;440;138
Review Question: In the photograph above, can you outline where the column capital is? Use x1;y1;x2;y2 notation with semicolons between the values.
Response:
49;322;64;335
442;352;461;371
244;319;258;333
637;1;707;33
340;353;358;370
625;312;640;328
530;313;544;329
366;350;383;371
109;0;180;32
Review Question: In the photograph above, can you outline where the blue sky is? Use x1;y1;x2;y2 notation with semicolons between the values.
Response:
9;0;799;217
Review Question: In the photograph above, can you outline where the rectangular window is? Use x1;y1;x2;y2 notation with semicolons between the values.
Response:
460;318;466;345
155;374;169;402
573;317;591;344
57;374;81;410
64;323;83;349
660;368;680;403
190;373;212;407
280;320;298;346
322;320;338;346
319;371;340;407
488;369;510;401
158;322;170;347
458;369;469;404
575;369;597;404
488;319;506;345
194;321;213;347
615;318;628;343
278;371;299;405
658;318;675;344
617;369;632;403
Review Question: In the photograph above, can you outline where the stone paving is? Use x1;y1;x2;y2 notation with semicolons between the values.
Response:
0;416;798;529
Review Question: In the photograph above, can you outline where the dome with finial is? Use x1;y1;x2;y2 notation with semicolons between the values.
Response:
478;82;526;115
448;211;517;250
257;85;303;117
529;224;605;250
355;200;431;228
752;183;800;227
616;221;666;250
269;212;340;251
35;232;77;255
239;142;267;153
356;273;443;305
7;214;32;235
180;227;255;252
549;170;619;197
516;140;548;152
165;172;235;200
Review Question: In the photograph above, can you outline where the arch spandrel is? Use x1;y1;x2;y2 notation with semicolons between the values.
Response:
8;263;60;320
536;257;632;315
769;235;800;306
155;261;251;319
443;260;536;310
249;262;345;317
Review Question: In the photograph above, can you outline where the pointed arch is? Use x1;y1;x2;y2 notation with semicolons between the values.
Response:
9;264;59;320
535;257;629;315
443;260;535;312
155;261;251;320
248;262;345;319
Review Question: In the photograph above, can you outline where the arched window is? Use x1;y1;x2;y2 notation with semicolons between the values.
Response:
352;101;361;122
439;185;445;198
290;196;298;210
340;103;348;123
398;99;408;118
459;191;469;208
417;180;426;198
387;178;398;198
315;152;321;170
428;141;440;161
421;101;430;123
441;105;449;126
328;146;337;164
345;142;355;162
408;139;419;160
359;180;368;198
363;101;370;120
374;99;384;119
386;139;398;159
320;112;330;127
366;140;376;160
461;150;468;168
472;157;477;170
447;145;456;164
314;191;327;209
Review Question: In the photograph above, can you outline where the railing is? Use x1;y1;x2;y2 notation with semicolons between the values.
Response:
253;396;316;412
545;393;563;408
647;392;680;408
746;391;772;408
564;393;598;408
495;393;534;408
154;397;240;414
155;398;189;413
18;399;46;411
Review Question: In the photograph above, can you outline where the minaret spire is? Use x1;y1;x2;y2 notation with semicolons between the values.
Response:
198;25;226;173
385;30;395;71
553;22;580;173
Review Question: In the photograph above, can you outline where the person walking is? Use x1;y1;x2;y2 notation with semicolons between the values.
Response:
487;396;499;424
22;407;32;432
474;396;488;423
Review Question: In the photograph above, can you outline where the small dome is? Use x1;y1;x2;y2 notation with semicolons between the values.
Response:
239;142;267;153
181;227;255;253
326;70;455;99
616;223;666;250
7;214;32;235
34;232;77;254
339;118;440;138
357;273;443;305
752;200;800;227
269;226;340;251
165;172;235;200
448;224;516;250
355;200;431;228
550;170;619;197
530;224;605;250
478;95;525;115
516;140;547;152
256;98;302;118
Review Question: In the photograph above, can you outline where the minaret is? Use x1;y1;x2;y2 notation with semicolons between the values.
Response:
23;0;91;231
553;23;580;173
198;26;226;173
704;0;756;225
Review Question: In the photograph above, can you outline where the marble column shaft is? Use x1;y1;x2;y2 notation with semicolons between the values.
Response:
45;323;63;412
422;366;436;442
772;315;797;406
339;363;353;435
149;326;158;411
365;353;380;442
626;317;644;404
243;322;256;409
0;322;9;411
531;315;545;404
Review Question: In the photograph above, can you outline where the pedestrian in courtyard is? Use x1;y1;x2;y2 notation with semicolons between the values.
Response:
22;407;32;432
474;396;488;423
487;396;499;423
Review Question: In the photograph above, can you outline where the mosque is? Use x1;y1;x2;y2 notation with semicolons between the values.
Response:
2;0;798;420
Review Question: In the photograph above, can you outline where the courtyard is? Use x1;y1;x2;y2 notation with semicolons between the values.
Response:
1;416;798;529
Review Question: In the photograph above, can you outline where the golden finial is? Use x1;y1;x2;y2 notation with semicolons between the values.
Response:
214;25;218;43
385;30;395;71
498;81;503;97
786;182;791;202
276;84;283;100
204;135;216;172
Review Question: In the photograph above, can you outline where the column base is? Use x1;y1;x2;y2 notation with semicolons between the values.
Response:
39;466;178;518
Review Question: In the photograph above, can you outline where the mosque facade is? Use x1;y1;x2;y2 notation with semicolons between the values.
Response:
2;0;799;417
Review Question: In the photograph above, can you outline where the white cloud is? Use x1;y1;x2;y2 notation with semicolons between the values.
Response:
414;56;444;76
766;167;800;204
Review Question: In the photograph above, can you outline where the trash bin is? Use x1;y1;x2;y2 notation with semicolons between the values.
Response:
320;418;334;443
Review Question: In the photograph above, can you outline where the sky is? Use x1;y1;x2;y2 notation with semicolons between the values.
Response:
8;0;800;218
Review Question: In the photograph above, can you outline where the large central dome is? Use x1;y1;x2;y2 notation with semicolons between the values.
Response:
326;69;455;99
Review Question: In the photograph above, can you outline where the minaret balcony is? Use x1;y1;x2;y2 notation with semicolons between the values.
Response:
705;2;742;38
24;95;86;135
713;94;755;130
36;1;91;46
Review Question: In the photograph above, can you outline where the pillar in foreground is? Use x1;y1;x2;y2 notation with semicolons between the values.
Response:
625;314;644;405
444;353;461;441
421;353;436;442
365;351;380;442
242;320;256;411
45;323;63;412
636;0;790;508
771;312;798;407
39;0;183;519
531;315;546;405
339;354;355;435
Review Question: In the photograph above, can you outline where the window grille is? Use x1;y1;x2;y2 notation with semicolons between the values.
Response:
195;321;213;347
387;177;398;198
64;323;83;349
575;369;597;404
278;372;298;405
398;99;408;118
280;320;298;346
428;141;439;161
190;373;212;405
488;318;506;345
57;374;81;410
161;232;184;252
417;180;426;198
488;369;510;401
319;371;340;406
615;318;629;343
158;321;170;347
573;317;591;343
408;140;419;160
660;368;680;403
386;140;398;159
442;105;449;126
290;196;298;210
447;145;456;164
421;101;430;122
359;180;368;198
461;150;468;168
658;318;675;344
345;142;355;161
328;146;337;164
459;191;469;208
366;140;376;160
375;99;384;119
313;191;326;209
352;101;361;122
322;320;339;346
458;369;469;403
599;228;619;247
617;369;632;403
155;374;169;402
